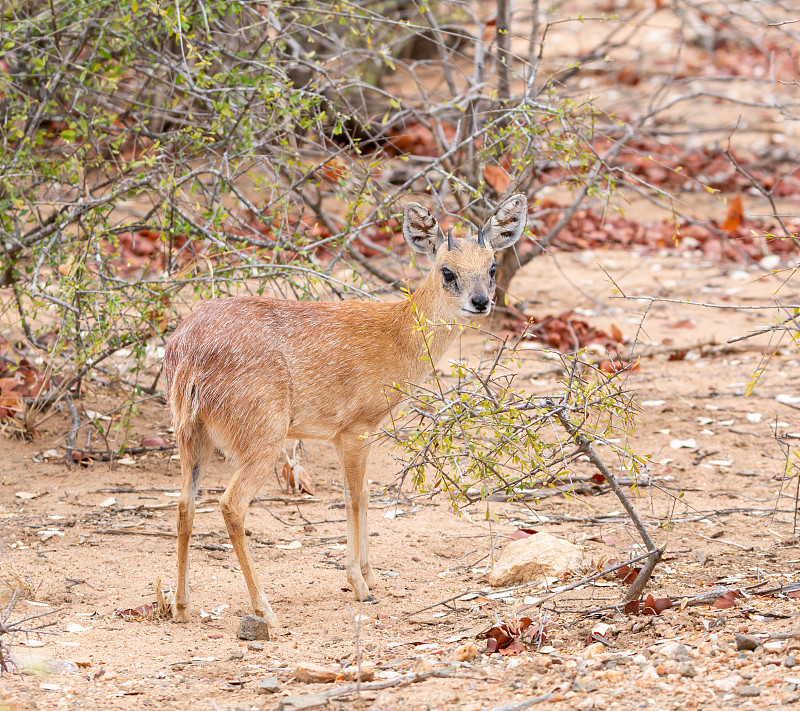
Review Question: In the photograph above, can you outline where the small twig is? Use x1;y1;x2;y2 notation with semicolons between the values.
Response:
64;393;80;468
276;667;469;710
400;550;656;622
485;694;555;711
694;533;754;551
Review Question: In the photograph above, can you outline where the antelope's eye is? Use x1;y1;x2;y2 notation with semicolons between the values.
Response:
441;267;456;284
489;263;497;279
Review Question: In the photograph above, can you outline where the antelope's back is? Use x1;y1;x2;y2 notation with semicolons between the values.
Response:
162;296;407;441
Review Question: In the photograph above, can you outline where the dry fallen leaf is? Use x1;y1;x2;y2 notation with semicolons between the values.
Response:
720;194;744;232
484;165;511;194
281;461;315;496
713;590;741;609
141;435;170;448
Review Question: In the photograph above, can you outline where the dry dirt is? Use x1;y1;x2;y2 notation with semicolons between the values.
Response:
3;1;800;708
3;244;800;711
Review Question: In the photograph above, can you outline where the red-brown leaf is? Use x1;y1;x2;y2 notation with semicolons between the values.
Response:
720;194;744;233
484;165;511;194
141;435;170;448
653;597;673;614
712;590;741;609
509;529;534;540
486;626;514;649
643;594;658;615
498;642;525;656
667;319;695;329
624;599;641;615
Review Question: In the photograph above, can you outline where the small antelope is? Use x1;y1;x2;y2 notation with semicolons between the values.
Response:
163;194;528;629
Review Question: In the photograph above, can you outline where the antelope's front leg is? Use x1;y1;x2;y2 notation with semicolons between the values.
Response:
337;434;376;599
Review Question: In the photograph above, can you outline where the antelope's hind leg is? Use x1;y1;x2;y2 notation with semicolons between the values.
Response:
220;447;282;631
174;425;213;623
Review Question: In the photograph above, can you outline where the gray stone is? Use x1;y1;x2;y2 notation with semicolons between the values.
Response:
258;676;281;694
679;661;696;678
228;650;244;661
737;685;761;697
785;655;797;668
236;614;271;641
277;694;328;711
248;641;264;651
658;642;690;661
735;634;759;652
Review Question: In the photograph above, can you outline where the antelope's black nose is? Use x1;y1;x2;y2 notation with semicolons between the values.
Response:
472;294;490;311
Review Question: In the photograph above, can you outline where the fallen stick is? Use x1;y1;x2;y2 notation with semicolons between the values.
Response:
276;667;467;711
486;694;555;711
551;404;664;602
96;528;176;537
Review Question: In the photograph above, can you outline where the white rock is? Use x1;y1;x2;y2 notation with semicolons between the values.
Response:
592;622;614;637
670;438;697;449
746;413;762;423
656;642;690;660
713;674;743;692
487;532;583;587
777;394;800;405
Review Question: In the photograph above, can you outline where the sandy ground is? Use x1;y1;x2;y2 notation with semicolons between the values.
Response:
3;0;800;708
3;243;800;710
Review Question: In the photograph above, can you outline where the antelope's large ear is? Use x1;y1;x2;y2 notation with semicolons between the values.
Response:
402;202;442;255
484;193;528;250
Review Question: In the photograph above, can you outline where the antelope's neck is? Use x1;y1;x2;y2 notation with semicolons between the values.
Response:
393;276;461;379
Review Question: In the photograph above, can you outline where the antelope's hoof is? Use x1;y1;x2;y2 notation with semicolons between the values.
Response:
172;604;191;623
363;568;378;589
255;606;281;634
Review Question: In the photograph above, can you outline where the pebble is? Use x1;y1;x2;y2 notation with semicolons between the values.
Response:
236;615;272;641
341;661;376;682
713;675;743;692
737;685;761;697
294;662;339;683
657;643;690;661
679;661;696;678
248;641;264;651
786;655;797;668
656;660;676;676
735;634;759;652
277;693;328;711
584;642;606;658
258;676;281;694
228;650;244;661
448;641;478;662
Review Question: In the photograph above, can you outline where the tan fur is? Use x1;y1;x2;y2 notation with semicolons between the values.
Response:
163;195;528;630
